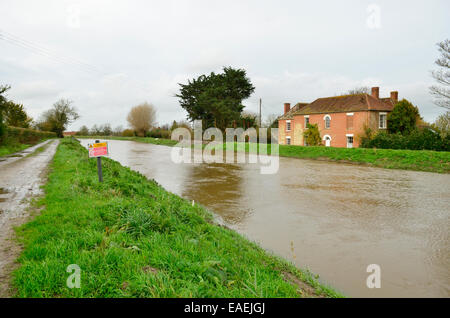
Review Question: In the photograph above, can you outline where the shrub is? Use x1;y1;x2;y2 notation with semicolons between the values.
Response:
3;126;56;144
147;128;171;139
122;129;135;137
361;128;449;151
0;119;5;142
303;123;321;146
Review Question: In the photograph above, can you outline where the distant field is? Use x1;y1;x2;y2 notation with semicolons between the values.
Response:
76;136;450;173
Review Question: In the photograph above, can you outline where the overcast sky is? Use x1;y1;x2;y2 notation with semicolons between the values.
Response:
0;0;449;130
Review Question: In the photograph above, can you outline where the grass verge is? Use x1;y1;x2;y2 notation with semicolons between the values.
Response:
77;136;450;173
13;138;341;297
0;143;31;157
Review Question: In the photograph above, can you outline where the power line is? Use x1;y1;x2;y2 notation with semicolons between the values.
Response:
0;29;152;94
0;29;104;75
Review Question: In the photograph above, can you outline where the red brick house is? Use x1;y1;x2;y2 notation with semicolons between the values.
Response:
63;131;77;137
278;87;398;148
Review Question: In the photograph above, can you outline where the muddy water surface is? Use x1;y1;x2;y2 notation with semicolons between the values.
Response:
80;139;450;297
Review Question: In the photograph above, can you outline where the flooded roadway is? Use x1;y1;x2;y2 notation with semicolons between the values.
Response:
80;139;450;297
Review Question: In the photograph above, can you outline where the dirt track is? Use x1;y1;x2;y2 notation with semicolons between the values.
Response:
0;139;59;296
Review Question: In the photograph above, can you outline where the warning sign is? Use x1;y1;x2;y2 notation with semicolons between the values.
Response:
88;142;108;158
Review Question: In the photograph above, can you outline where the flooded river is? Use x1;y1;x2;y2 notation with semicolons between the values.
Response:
81;139;450;297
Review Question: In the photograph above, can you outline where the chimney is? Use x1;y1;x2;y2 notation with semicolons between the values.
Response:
390;91;398;103
371;87;379;99
284;103;291;114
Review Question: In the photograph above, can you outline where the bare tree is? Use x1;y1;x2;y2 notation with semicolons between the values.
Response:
36;99;79;137
127;102;156;136
433;111;450;138
90;124;101;136
101;123;112;136
263;113;279;128
430;39;450;109
113;125;123;136
77;125;89;136
346;87;370;95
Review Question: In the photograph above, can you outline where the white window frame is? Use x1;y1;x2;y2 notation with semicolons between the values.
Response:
286;120;291;132
304;115;309;128
323;114;331;129
286;136;291;145
379;112;387;129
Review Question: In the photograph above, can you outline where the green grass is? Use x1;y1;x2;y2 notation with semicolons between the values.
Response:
248;143;449;173
0;137;54;158
77;136;450;173
277;144;450;173
0;142;31;157
13;138;341;298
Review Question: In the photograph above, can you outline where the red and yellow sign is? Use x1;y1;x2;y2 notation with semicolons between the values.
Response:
88;142;108;158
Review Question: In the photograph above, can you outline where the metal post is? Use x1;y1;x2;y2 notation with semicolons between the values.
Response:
96;140;103;182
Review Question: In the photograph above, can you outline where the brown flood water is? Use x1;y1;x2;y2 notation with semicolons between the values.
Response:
81;139;450;297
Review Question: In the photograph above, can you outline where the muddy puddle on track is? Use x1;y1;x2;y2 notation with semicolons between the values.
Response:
80;139;450;297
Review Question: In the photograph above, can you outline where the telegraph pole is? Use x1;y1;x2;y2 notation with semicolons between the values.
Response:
259;98;262;127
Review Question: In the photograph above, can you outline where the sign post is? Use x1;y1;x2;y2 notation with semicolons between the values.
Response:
97;156;103;182
88;140;108;182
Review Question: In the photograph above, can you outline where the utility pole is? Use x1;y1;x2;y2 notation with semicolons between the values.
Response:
259;98;262;127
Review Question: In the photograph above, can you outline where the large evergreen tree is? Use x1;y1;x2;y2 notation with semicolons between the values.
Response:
3;101;32;128
176;67;255;131
387;99;420;135
0;85;11;140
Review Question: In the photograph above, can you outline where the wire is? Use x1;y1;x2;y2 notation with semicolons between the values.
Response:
0;28;151;94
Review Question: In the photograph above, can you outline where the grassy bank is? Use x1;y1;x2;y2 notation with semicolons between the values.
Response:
13;138;340;297
77;135;450;173
0;126;56;157
276;144;449;173
0;142;30;157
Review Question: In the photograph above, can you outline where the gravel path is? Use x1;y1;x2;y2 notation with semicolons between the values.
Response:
0;139;59;296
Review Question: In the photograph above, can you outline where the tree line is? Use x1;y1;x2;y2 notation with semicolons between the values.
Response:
0;85;79;140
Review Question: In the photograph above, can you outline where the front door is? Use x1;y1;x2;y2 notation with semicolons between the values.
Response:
325;136;331;147
347;136;353;148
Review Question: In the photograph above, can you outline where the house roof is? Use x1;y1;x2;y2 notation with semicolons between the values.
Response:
292;94;394;116
278;102;309;120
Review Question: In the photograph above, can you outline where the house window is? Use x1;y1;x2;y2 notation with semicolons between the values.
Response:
286;136;291;145
379;113;387;129
286;120;291;131
324;115;331;129
346;113;353;130
304;116;309;127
